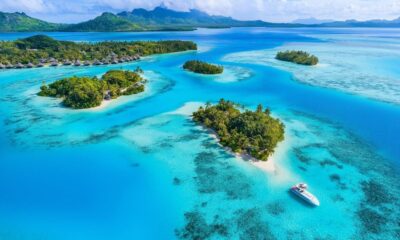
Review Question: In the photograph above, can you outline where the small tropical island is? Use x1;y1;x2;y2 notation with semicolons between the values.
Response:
183;60;224;74
38;69;145;109
0;35;197;68
275;50;319;66
192;99;285;161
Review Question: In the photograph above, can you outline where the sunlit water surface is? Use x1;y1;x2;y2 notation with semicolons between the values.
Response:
0;28;399;240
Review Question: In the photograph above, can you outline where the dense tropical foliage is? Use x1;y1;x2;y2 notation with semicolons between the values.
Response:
192;99;285;161
183;60;223;74
276;50;319;66
38;69;145;109
0;35;197;64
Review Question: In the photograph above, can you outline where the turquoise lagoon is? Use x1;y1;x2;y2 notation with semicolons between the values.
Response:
0;28;399;239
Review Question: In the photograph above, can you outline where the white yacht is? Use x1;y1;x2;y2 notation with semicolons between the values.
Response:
291;183;320;206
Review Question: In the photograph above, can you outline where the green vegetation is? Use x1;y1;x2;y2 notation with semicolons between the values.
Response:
62;13;143;32
0;35;197;64
0;12;62;32
276;50;319;66
192;99;285;161
183;60;223;74
38;69;145;109
3;8;399;33
0;8;303;33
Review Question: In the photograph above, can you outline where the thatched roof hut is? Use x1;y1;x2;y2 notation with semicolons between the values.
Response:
15;63;24;69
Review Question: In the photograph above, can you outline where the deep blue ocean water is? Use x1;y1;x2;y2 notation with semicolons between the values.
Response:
0;28;399;239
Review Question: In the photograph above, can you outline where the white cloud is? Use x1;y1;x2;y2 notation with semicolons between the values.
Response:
0;0;51;13
0;0;399;23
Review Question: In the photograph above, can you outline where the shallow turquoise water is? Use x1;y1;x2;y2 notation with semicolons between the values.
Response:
0;28;399;239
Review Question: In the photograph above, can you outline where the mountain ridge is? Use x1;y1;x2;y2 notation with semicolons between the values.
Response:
1;7;400;32
0;12;63;32
61;12;144;32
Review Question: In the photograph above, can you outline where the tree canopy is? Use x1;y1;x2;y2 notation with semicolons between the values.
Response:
192;99;285;161
183;60;223;74
0;35;197;64
276;50;318;66
38;69;146;109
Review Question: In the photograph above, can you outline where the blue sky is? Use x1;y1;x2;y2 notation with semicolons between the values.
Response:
1;0;400;23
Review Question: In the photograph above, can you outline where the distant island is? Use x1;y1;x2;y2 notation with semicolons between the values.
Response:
0;8;296;32
2;7;400;32
38;69;145;109
183;60;224;74
0;35;197;68
192;99;285;161
276;51;319;66
0;12;62;32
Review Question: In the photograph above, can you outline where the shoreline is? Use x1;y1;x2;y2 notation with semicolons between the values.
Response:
80;90;147;112
207;129;283;174
71;72;153;112
89;99;113;111
165;102;204;116
169;101;287;174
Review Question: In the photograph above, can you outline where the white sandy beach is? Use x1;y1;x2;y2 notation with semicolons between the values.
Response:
170;102;291;175
213;132;287;174
165;101;204;116
77;72;156;112
92;100;292;180
90;99;113;111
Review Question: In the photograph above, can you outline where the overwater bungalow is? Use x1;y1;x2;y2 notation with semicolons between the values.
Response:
118;59;124;63
74;60;81;66
0;63;5;69
93;60;102;65
15;63;24;69
50;61;59;67
6;63;13;69
111;59;118;64
84;60;91;66
102;59;110;65
26;63;34;68
63;60;72;66
37;63;44;67
104;91;112;101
